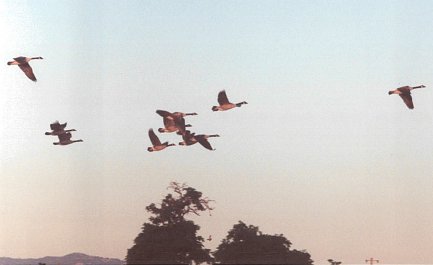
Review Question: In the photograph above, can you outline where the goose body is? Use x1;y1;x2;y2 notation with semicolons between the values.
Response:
179;130;219;150
53;132;83;145
45;121;76;136
8;56;43;81
156;110;196;134
212;90;247;111
388;85;426;109
147;128;175;152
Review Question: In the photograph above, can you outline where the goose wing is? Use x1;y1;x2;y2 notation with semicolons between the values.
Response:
13;57;27;63
18;63;37;81
399;93;414;109
50;121;61;131
156;110;172;118
397;86;411;93
148;129;161;146
58;132;72;141
195;135;214;150
50;121;67;131
163;116;176;128
217;90;230;105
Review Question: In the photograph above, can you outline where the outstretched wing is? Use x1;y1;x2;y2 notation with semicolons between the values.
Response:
195;135;214;150
399;93;414;109
156;110;172;118
217;90;230;105
18;63;37;81
148;129;161;146
397;86;411;93
50;121;67;131
50;121;60;131
58;132;72;141
13;57;27;63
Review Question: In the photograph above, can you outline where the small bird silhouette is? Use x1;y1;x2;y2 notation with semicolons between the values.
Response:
147;128;175;152
388;85;426;109
212;90;247;111
8;56;43;81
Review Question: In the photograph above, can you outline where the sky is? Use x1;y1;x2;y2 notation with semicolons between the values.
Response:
1;0;433;263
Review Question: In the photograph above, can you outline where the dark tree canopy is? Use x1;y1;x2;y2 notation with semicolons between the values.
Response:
126;182;213;264
214;221;314;265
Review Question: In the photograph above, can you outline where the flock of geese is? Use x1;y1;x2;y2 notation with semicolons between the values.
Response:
7;56;428;149
147;89;248;152
7;56;249;150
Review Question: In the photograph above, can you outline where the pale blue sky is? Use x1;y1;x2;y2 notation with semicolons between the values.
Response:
1;0;433;263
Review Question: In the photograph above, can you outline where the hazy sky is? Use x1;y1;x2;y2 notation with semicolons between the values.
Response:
1;0;433;263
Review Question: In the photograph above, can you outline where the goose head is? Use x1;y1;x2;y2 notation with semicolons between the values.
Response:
32;57;43;60
185;112;198;116
212;106;219;111
236;101;248;107
147;147;154;152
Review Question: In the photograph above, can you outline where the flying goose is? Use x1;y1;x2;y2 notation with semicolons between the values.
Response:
147;128;175;152
45;121;76;136
53;132;83;146
7;56;43;81
156;110;196;134
388;85;426;109
179;130;220;151
212;90;247;111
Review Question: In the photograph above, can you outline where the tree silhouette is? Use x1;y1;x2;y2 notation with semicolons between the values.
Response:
214;221;313;265
126;182;214;264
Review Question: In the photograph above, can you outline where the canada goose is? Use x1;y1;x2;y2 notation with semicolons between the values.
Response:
7;56;43;81
388;85;426;109
156;110;195;134
45;121;76;136
147;128;175;152
53;132;83;146
179;130;219;151
212;90;247;111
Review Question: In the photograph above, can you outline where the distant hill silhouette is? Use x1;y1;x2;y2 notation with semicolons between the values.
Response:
0;253;124;265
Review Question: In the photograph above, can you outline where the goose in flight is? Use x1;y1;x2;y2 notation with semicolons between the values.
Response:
212;90;247;111
147;128;175;152
53;132;83;146
388;85;426;109
7;56;43;81
156;110;196;134
179;130;219;151
45;121;76;136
